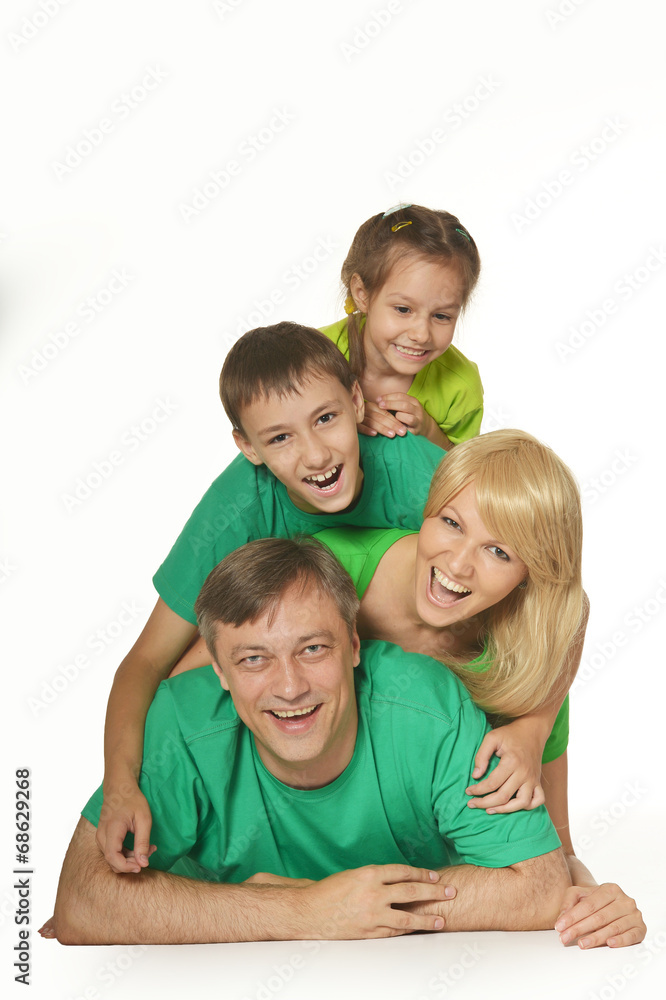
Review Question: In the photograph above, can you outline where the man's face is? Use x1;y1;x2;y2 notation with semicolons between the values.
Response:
233;374;365;514
210;583;361;789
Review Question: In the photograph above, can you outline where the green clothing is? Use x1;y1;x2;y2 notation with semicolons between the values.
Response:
315;525;569;764
320;318;483;445
82;642;560;880
153;432;442;625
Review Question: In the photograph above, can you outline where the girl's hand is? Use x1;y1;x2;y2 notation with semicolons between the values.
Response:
96;782;156;873
465;720;546;813
358;399;407;438
376;393;429;435
555;883;646;949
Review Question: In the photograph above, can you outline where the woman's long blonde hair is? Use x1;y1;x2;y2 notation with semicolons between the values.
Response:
423;430;584;719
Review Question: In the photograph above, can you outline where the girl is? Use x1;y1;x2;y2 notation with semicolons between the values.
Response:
313;429;645;949
320;203;483;449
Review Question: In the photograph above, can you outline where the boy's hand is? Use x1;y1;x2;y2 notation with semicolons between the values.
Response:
555;883;646;949
358;399;407;438
96;784;156;873
376;393;430;436
465;720;545;813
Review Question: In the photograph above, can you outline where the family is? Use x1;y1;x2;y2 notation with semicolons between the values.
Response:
45;205;645;948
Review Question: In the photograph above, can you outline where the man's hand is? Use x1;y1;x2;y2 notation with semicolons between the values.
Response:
465;720;546;813
357;400;407;438
305;864;455;939
96;782;156;873
555;883;646;949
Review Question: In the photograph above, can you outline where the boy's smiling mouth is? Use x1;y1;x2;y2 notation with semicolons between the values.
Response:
303;465;343;493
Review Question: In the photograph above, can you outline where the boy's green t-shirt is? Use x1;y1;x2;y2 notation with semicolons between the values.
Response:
319;318;484;445
153;433;443;624
314;525;569;765
82;641;560;880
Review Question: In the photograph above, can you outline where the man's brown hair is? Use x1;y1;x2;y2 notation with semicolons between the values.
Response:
195;536;361;659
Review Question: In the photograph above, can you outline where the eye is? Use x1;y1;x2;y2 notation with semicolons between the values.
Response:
433;312;451;322
316;411;336;426
268;433;289;445
304;644;324;653
395;305;411;314
488;546;510;562
441;516;461;530
239;655;265;667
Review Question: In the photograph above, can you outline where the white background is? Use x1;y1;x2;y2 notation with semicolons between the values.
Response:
2;1;665;997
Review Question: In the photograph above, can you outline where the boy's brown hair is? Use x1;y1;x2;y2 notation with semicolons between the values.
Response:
220;321;357;436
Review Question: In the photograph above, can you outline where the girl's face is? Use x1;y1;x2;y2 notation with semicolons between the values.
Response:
414;482;528;628
353;255;465;377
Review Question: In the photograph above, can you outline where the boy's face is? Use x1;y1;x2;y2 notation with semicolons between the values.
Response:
233;375;365;514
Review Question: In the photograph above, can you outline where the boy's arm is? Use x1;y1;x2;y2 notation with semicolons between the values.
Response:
101;598;198;872
467;592;589;812
53;818;453;944
542;753;646;949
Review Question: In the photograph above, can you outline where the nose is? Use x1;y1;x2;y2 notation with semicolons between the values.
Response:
446;539;474;580
408;315;429;345
271;658;311;704
301;430;332;472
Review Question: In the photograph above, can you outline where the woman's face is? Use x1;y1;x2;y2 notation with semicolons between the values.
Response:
415;482;528;628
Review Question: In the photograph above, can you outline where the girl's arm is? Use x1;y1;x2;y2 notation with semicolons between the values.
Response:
466;593;589;812
100;598;198;873
542;753;646;949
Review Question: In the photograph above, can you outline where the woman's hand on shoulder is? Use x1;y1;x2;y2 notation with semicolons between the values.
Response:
465;719;546;813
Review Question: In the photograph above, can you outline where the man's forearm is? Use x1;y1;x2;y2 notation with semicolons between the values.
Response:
54;819;311;945
430;849;571;932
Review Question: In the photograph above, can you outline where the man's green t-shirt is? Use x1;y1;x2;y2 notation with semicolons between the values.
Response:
153;433;443;624
320;318;484;445
314;525;569;765
82;641;560;880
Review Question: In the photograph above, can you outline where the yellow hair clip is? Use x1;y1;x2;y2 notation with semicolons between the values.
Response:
391;220;412;232
344;294;356;315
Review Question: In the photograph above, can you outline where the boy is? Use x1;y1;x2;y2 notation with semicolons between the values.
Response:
100;321;444;874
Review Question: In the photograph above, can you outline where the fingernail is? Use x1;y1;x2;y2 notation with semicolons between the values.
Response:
434;918;444;929
560;932;570;944
139;855;148;864
607;937;617;947
487;809;496;815
554;919;565;932
444;886;455;898
429;871;439;881
579;939;589;949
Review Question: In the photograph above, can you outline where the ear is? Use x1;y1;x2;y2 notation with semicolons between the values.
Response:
349;273;370;313
350;379;365;426
210;655;231;692
233;429;263;467
351;628;361;668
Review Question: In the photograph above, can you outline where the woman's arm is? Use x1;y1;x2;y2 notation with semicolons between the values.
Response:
100;598;198;873
542;752;646;949
466;593;590;812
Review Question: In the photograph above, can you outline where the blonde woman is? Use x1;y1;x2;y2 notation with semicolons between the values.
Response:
313;430;644;949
